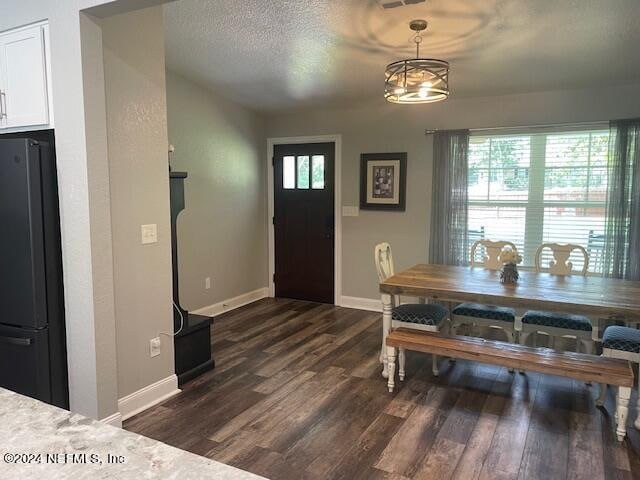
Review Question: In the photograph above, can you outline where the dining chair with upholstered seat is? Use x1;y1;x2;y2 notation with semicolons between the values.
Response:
597;325;640;440
450;240;519;345
375;242;449;382
516;243;597;357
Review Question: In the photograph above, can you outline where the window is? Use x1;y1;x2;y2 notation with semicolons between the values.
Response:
311;155;325;189
297;156;310;189
467;129;609;273
282;154;325;190
283;156;295;189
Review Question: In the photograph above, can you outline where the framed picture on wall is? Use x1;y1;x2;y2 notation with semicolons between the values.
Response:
359;152;407;211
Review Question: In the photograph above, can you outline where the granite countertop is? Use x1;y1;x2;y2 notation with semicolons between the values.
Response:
0;388;266;480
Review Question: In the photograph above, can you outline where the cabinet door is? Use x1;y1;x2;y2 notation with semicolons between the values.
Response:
0;25;49;129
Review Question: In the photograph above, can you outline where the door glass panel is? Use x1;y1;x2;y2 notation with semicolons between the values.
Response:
297;156;310;189
311;155;325;189
283;156;295;189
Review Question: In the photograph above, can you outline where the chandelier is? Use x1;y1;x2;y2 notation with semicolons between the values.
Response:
384;19;450;104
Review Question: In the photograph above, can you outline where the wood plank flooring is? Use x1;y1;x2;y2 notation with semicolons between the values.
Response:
124;298;640;480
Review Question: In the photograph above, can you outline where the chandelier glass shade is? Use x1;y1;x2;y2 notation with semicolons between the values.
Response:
384;20;450;104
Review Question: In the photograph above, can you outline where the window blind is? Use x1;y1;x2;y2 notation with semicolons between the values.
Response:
467;128;609;273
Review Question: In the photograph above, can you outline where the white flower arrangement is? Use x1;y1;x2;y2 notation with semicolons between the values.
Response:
499;246;523;265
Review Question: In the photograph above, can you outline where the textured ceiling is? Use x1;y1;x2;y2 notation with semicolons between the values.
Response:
164;0;640;112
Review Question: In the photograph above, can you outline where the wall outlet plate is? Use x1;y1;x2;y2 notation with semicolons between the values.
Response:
342;206;359;217
141;224;158;244
149;337;161;357
205;277;211;289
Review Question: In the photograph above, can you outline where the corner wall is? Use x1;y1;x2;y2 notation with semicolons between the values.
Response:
265;84;640;301
165;71;268;311
0;1;127;420
0;0;173;420
102;6;175;399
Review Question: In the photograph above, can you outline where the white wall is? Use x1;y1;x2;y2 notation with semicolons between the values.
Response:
166;71;268;311
265;84;640;300
102;6;175;399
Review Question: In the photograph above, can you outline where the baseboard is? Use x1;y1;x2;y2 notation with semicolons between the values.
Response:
339;296;382;312
118;374;180;421
191;287;269;317
100;412;123;428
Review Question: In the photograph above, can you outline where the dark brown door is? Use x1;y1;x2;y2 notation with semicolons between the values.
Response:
274;142;335;304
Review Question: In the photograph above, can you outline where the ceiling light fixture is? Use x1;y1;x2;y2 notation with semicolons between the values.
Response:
384;19;450;104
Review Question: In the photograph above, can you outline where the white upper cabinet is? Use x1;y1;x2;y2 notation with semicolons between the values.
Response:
0;22;52;131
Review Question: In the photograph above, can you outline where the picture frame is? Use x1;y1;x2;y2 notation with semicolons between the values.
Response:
359;152;407;211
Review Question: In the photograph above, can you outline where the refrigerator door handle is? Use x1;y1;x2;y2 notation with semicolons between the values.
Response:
0;335;32;347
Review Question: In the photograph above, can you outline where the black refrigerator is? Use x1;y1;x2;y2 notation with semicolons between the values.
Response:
0;133;68;409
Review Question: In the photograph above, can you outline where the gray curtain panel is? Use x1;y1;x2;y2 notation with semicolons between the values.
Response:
604;119;640;280
429;130;470;265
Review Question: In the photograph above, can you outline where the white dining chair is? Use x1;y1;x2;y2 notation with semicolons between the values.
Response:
596;325;640;441
450;240;519;345
375;242;449;387
516;243;597;357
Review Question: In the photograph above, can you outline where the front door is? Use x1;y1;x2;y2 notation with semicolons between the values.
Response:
273;142;335;304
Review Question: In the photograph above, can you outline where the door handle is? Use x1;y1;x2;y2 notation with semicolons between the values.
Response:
0;336;32;347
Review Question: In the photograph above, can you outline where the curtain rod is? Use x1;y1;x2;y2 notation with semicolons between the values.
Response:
425;120;609;135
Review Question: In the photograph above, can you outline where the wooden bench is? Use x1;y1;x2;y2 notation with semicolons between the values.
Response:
386;328;635;441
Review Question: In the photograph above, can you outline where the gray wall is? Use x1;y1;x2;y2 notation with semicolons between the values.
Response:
265;84;640;300
166;72;268;310
1;0;172;421
0;0;127;419
102;6;175;398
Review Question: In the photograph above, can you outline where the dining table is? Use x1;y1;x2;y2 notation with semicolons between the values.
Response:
378;263;640;376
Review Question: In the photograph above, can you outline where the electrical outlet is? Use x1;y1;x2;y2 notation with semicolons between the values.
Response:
205;277;211;289
149;337;161;357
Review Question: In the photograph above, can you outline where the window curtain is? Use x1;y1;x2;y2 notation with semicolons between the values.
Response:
604;119;640;280
429;130;470;265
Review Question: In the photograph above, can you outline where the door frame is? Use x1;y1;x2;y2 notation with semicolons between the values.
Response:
266;134;342;304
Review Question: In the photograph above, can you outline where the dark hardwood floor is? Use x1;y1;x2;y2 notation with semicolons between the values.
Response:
124;298;640;479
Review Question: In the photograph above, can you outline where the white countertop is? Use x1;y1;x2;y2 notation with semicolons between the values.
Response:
0;388;266;480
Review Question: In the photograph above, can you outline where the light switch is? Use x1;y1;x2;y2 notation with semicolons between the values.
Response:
342;206;359;217
141;224;158;244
